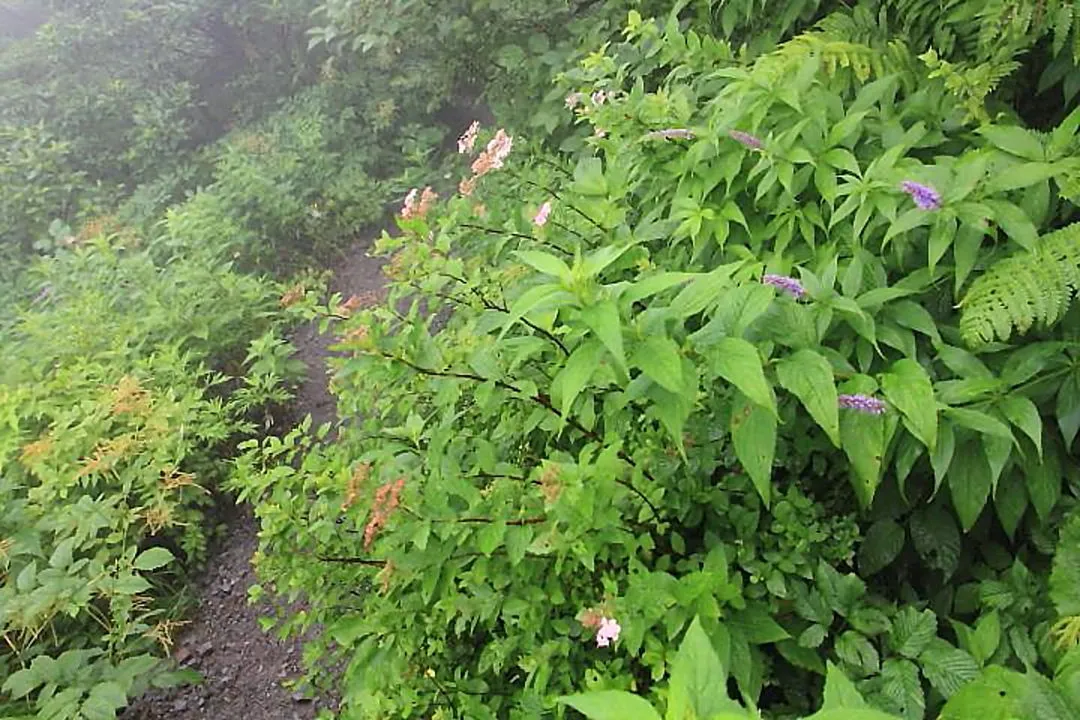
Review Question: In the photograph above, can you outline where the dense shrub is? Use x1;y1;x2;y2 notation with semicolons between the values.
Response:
236;2;1080;718
0;232;296;718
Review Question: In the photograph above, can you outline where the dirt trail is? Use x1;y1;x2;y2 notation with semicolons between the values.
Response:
122;239;387;720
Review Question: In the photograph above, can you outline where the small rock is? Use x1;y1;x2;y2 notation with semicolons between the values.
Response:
195;641;214;656
292;692;313;704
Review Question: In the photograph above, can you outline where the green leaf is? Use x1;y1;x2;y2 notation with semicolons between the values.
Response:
728;607;790;644
554;340;603;422
558;691;661;720
475;521;506;556
1051;511;1080;616
857;520;905;575
910;506;961;578
984;162;1058;193
970;612;1001;666
881;359;937;451
580;300;628;374
949;440;993;532
919;641;980;699
582;245;630;278
514;250;572;281
835;631;880;674
113;574;152;595
978;126;1044;161
668;265;736;317
505;525;533;566
841;396;886;508
133;546;175;572
994;471;1028;539
889;607;938;659
572;157;608;196
880;658;926;720
884;208;932;244
987;200;1038;251
668;617;743;720
731;392;776;506
2;668;40;699
632;336;683;393
1027;442;1062;522
1056;371;1080;446
997;395;1042;456
938;666;1031;720
712;338;775;413
776;349;840;446
82;681;128;720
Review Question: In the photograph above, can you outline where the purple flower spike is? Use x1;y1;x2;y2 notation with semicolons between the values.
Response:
762;273;806;299
729;130;763;150
839;394;887;415
900;180;941;210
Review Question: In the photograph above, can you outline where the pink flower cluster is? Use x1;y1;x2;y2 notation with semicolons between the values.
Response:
457;124;514;197
400;187;438;220
596;617;621;647
364;477;406;549
471;129;513;176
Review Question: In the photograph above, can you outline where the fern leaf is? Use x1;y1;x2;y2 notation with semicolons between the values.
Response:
960;222;1080;346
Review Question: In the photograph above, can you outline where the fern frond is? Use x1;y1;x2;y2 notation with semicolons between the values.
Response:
753;11;918;90
960;221;1080;346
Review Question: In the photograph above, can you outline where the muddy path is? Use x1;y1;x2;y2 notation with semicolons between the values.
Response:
122;239;387;720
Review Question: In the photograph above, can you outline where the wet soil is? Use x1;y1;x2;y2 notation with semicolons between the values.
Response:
122;239;387;720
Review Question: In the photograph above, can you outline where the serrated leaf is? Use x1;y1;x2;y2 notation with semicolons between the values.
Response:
880;658;925;720
920;642;980;698
728;607;790;644
890;607;938;659
836;631;880;675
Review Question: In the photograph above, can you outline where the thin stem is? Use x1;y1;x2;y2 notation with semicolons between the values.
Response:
381;354;660;521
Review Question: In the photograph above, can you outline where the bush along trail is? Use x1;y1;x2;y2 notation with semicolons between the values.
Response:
6;1;1080;719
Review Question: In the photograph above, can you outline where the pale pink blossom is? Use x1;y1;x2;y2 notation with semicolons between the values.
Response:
596;617;621;647
533;201;552;227
591;90;609;105
594;127;607;139
470;129;513;177
457;121;480;154
565;92;585;109
400;186;438;220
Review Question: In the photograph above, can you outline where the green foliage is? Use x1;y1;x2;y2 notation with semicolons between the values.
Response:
960;221;1080;345
232;1;1080;717
0;233;294;719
